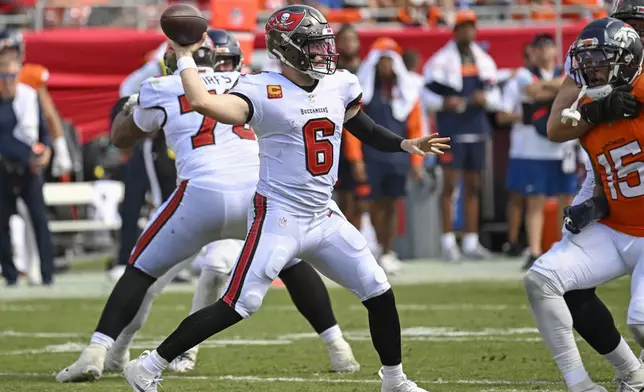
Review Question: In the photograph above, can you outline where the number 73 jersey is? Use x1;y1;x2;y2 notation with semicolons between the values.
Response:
136;71;259;182
229;70;363;214
580;75;644;237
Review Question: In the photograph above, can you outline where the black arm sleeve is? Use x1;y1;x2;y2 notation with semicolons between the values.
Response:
344;110;404;153
111;96;131;126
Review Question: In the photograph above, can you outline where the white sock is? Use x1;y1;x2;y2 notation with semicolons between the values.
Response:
563;367;590;389
381;364;404;380
90;332;114;350
462;232;479;252
441;232;456;249
141;350;168;374
319;325;343;345
603;337;642;378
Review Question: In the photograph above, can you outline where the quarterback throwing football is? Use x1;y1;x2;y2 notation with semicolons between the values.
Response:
123;5;449;392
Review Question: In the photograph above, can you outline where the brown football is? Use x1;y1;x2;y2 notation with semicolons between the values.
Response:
160;4;208;46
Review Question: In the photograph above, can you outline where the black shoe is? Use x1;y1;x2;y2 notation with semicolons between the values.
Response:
6;280;18;287
503;242;525;257
521;254;539;271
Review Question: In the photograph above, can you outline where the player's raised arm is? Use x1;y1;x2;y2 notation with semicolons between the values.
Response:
343;104;450;156
171;37;249;125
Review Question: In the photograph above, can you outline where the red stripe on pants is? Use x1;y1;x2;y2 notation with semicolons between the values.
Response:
223;193;267;307
128;180;188;265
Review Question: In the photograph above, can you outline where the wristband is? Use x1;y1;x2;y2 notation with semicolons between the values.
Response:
177;57;197;73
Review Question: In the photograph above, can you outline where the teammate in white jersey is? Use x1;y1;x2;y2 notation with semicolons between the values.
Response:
123;5;450;392
56;29;361;384
523;8;644;391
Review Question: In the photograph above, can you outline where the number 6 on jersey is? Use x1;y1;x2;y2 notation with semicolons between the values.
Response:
303;117;335;176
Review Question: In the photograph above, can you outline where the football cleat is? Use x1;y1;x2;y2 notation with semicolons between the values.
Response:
55;343;106;382
379;368;428;392
123;351;163;392
327;337;360;373
615;365;644;392
168;346;198;373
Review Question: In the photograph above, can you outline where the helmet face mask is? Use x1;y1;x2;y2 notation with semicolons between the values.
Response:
164;36;217;75
571;47;629;88
299;36;338;78
569;18;643;95
208;29;243;72
265;5;339;79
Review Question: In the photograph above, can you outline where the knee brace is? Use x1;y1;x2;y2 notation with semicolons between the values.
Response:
524;269;564;302
629;324;644;348
358;260;390;301
237;288;265;316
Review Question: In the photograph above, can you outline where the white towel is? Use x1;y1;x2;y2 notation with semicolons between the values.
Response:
423;40;497;91
422;40;503;111
357;49;419;122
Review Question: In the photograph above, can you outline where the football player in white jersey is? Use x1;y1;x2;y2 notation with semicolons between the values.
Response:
122;5;450;392
56;29;361;384
524;9;644;392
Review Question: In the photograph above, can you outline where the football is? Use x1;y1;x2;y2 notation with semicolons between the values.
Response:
160;3;208;46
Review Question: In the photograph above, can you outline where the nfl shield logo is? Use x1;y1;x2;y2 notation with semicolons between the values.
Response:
279;217;287;227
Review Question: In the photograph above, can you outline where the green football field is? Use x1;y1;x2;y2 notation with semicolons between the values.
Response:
0;260;635;392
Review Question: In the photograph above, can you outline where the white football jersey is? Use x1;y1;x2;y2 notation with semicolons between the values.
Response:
229;70;362;213
135;71;259;183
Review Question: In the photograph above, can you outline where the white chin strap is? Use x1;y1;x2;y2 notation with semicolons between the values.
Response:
560;85;587;127
560;84;616;126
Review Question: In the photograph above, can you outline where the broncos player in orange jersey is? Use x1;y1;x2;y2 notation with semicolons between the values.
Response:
526;18;644;392
0;29;72;177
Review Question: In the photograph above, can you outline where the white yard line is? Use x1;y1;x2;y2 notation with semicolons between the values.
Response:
481;389;564;392
0;303;531;313
0;260;527;302
0;371;561;386
0;326;549;356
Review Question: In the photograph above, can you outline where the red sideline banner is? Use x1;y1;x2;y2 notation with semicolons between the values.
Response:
24;24;584;143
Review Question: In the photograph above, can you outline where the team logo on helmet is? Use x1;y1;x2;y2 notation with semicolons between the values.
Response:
266;10;305;33
615;25;640;44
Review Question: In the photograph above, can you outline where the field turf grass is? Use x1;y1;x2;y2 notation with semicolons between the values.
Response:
0;263;635;392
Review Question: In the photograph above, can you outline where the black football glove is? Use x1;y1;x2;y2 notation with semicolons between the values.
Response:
580;84;641;125
563;196;609;234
